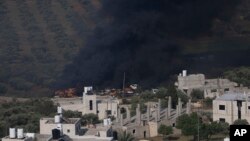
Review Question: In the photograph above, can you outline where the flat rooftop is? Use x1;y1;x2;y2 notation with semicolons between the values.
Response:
216;92;250;101
41;117;80;124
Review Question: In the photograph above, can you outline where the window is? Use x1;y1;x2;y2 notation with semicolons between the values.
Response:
67;129;70;133
133;129;135;134
219;105;225;110
106;110;111;115
89;100;93;110
219;118;225;122
211;89;217;92
224;88;229;92
248;106;250;110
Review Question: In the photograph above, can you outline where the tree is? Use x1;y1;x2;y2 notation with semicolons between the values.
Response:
176;113;202;140
203;98;214;108
81;113;100;126
141;90;155;101
205;121;229;140
224;67;250;87
63;110;82;118
191;89;204;102
156;87;168;99
233;119;249;125
118;131;135;141
158;124;173;136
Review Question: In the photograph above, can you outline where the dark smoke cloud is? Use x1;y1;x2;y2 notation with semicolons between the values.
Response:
57;0;241;88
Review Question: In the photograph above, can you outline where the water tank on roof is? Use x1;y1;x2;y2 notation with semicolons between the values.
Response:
182;70;187;77
55;115;61;123
52;129;61;140
84;86;93;94
57;106;63;114
57;124;63;136
9;128;16;139
107;118;111;125
25;133;35;138
103;119;108;126
17;128;24;139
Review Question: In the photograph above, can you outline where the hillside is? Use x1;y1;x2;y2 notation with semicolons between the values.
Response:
0;0;250;96
0;0;99;97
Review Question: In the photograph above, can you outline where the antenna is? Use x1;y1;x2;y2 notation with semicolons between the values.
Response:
122;72;126;97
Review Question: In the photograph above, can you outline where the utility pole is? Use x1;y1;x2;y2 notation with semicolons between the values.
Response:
197;107;200;141
122;72;126;98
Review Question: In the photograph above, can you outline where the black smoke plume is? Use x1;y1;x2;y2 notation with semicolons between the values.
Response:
57;0;241;89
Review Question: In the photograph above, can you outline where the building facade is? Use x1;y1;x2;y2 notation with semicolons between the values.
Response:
213;92;250;124
175;70;239;98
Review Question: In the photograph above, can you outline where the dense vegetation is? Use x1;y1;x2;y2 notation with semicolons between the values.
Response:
176;113;229;140
0;99;57;137
224;67;250;87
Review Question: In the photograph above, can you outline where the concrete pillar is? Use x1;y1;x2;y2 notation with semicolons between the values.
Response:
120;113;123;126
178;98;182;115
186;99;191;115
126;107;131;122
136;104;141;125
116;107;121;122
168;96;172;118
154;110;158;122
147;104;150;123
157;99;161;121
176;105;179;118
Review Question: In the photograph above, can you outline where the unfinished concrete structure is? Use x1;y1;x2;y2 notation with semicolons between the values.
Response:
175;70;240;98
213;92;250;124
52;86;119;120
112;97;192;139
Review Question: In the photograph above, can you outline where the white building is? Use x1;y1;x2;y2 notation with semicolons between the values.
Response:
52;86;119;120
213;92;250;124
39;107;113;141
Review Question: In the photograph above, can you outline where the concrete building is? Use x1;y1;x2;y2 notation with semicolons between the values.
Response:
52;86;119;120
112;97;192;139
40;117;81;137
38;106;113;141
213;92;250;124
175;70;239;98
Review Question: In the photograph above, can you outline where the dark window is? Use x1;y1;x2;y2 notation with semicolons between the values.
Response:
224;88;229;92
172;123;175;127
219;118;225;122
133;129;135;134
89;100;93;110
248;106;250;110
144;131;146;138
67;129;70;133
106;110;111;115
211;89;217;92
219;105;225;110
